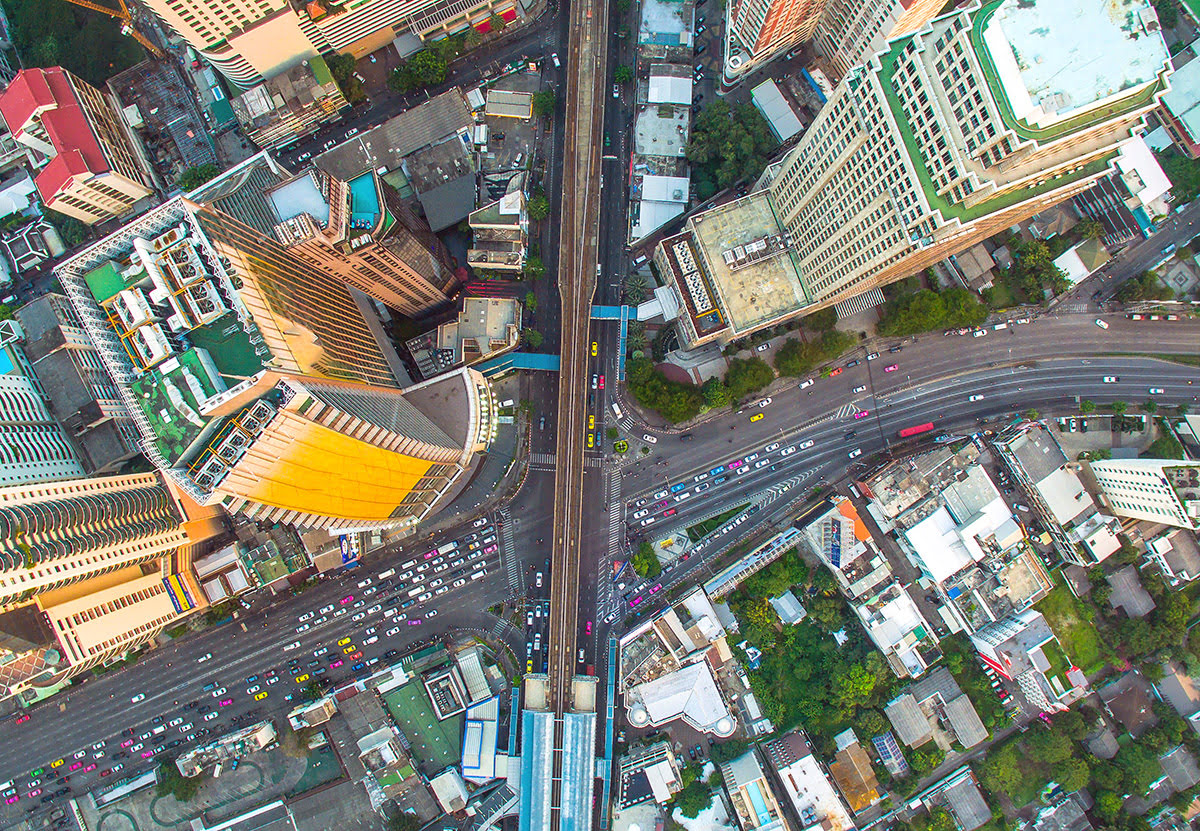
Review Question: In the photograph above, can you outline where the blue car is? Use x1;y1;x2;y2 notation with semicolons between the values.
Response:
669;483;687;493
709;465;726;476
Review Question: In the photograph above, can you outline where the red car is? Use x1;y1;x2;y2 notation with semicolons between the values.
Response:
598;375;605;389
219;698;234;707
100;769;112;778
350;651;363;661
854;410;870;419
68;762;82;771
120;739;134;748
330;659;344;668
141;750;155;759
27;788;41;798
82;764;96;773
13;714;29;725
340;595;354;605
662;508;676;517
884;364;899;372
828;367;844;377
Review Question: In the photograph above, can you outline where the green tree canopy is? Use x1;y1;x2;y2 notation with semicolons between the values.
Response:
614;65;634;84
388;49;448;92
673;781;712;818
524;255;545;280
724;356;775;402
178;164;221;191
522;328;544;349
877;286;987;336
626;356;704;423
532;90;557;118
686;100;778;199
528;194;551;220
1113;269;1173;302
631;542;661;578
701;376;731;408
774;330;855;377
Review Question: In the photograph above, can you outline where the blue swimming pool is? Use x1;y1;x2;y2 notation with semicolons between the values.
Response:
347;172;380;228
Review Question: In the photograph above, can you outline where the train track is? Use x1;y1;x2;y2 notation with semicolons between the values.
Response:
547;0;607;821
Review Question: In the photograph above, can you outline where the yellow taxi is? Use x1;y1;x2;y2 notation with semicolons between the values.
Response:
254;691;269;701
295;674;310;683
587;433;594;448
342;645;356;654
750;413;764;422
588;414;595;429
50;759;64;769
527;659;534;672
337;636;352;646
591;341;598;356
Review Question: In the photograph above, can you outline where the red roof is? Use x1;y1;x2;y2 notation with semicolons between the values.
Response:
0;68;110;203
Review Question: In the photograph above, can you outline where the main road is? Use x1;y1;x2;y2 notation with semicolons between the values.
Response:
546;0;607;822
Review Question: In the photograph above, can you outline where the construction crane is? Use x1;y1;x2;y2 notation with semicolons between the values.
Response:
58;0;165;59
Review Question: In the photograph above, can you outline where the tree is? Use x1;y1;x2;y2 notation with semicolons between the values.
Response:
1113;269;1173;302
614;64;634;84
1154;0;1178;29
701;376;731;408
532;89;557;119
464;27;484;48
724;356;775;402
177;164;220;191
909;744;946;775
523;255;546;281
522;328;544;349
528;193;551;221
832;664;876;710
1080;399;1096;413
1075;217;1104;239
388;49;447;92
326;53;367;104
1112;400;1127;415
626;356;704;423
631;542;661;578
387;813;423;831
976;744;1022;796
1024;727;1073;764
774;330;855;376
487;12;507;31
156;757;206;802
1057;757;1091;792
802;307;838;331
624;274;649;304
858;709;888;737
1143;432;1185;460
673;781;712;818
606;426;619;440
0;305;13;322
686;100;779;199
524;291;538;312
1114;742;1162;794
1145;399;1158;414
1094;791;1124;822
1053;709;1089;741
1023;409;1039;421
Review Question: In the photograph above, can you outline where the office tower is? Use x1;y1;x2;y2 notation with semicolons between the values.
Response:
765;0;1170;309
54;197;495;532
726;0;824;81
0;472;221;700
663;0;1171;348
15;294;141;475
143;0;520;88
0;68;155;225
190;152;458;317
1090;459;1200;531
0;321;86;486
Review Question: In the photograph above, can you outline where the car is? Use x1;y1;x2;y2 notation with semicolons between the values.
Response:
196;652;213;664
592;341;598;356
295;623;311;634
204;711;219;722
1095;318;1110;329
365;635;380;645
473;517;489;528
972;329;986;337
757;398;772;408
799;378;814;389
780;446;797;456
848;448;863;459
169;717;184;727
866;352;879;361
352;599;365;609
632;508;649;519
255;692;269;701
640;516;657;527
387;626;403;636
586;620;593;635
613;83;620;98
755;342;771;352
342;644;357;654
220;697;235;707
969;394;984;402
283;640;301;652
663;508;677;517
599;375;605;389
854;410;870;419
828;367;843;377
178;723;193;733
340;595;354;605
246;685;261;695
131;693;145;703
750;413;764;422
68;763;82;771
484;544;498;554
889;345;903;353
4;795;16;805
295;673;311;683
319;604;335;614
852;385;867;393
884;364;899;372
417;592;432;602
1149;387;1165;394
846;359;860;368
349;651;363;661
367;604;382;614
453;578;467;588
1102;376;1119;383
799;439;814;449
298;611;314;622
588;414;595;430
535;571;544;588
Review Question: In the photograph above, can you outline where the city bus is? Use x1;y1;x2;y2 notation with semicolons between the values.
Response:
897;422;936;438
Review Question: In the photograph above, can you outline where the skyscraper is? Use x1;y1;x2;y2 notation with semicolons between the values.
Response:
663;0;1171;347
0;472;221;701
1090;459;1200;531
0;68;155;225
0;321;85;486
54;197;495;532
142;0;523;88
190;153;458;317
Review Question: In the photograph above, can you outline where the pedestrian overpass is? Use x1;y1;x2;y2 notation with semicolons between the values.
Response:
476;306;631;380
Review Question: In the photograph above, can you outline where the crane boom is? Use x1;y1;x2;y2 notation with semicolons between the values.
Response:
58;0;164;58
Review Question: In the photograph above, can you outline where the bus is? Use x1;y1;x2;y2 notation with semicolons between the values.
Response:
437;542;460;556
898;422;936;438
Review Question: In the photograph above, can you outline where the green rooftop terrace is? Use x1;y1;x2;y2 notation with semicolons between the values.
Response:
84;259;138;304
187;312;270;381
130;347;223;465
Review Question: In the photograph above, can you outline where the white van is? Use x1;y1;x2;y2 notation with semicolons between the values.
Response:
376;568;396;580
611;402;624;419
470;570;487;581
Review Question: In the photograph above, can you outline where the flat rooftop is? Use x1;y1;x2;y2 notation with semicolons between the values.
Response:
267;171;330;225
689;194;811;334
982;0;1168;129
634;106;690;158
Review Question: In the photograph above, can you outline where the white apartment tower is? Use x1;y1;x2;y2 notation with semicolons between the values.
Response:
765;0;1172;311
1091;459;1200;531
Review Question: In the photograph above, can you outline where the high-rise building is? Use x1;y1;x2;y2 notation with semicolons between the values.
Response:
15;294;141;475
1090;459;1200;531
720;748;790;831
0;321;85;486
723;0;942;85
670;0;1172;347
0;472;222;701
143;0;522;88
189;152;458;317
0;68;155;225
54;197;495;532
970;609;1086;711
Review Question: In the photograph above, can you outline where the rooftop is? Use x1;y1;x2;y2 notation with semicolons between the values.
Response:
1106;565;1156;618
1162;52;1200;140
634;104;691;158
1099;672;1159;736
688;194;811;335
625;660;736;735
941;775;992;831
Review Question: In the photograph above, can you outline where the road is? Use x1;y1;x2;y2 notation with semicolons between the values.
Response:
0;519;533;823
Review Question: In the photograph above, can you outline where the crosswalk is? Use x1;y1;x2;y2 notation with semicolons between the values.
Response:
529;452;556;470
497;507;521;595
833;403;857;419
597;470;624;621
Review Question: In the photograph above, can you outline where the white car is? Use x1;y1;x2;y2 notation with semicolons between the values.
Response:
780;446;797;456
969;394;984;402
131;693;146;703
435;586;450;595
1095;318;1110;329
246;686;261;695
642;434;658;444
866;352;879;361
757;398;772;408
197;653;212;664
798;440;814;450
211;687;227;698
297;612;314;622
1102;376;1119;383
178;723;193;733
203;712;219;722
848;448;863;459
352;612;367;621
535;572;544;588
168;717;184;727
295;624;310;633
319;604;334;614
527;612;534;627
972;329;986;338
765;443;780;452
428;610;439;619
633;509;649;519
799;378;814;389
364;636;379;645
1149;387;1165;394
417;593;432;602
284;640;301;651
852;385;867;394
640;517;657;526
453;578;467;588
473;517;489;528
653;490;668;499
755;342;771;352
367;604;382;614
386;626;402;637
